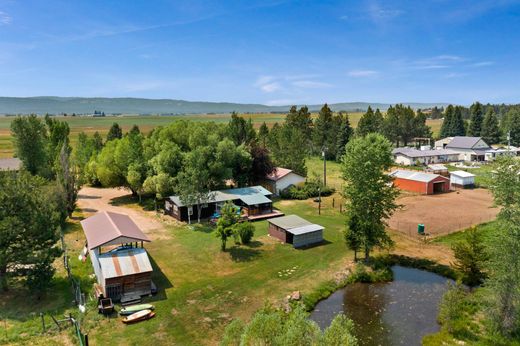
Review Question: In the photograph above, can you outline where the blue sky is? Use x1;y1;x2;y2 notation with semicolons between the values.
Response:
0;0;519;105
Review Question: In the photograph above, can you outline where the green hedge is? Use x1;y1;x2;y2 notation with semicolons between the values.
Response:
280;179;335;200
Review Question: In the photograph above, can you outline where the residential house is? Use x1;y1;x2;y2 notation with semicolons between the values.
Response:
392;147;459;166
264;167;306;194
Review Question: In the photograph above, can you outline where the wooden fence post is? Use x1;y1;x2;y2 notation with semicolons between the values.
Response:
40;313;46;333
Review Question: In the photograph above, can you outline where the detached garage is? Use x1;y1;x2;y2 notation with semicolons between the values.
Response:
389;169;450;195
268;215;324;248
450;170;476;189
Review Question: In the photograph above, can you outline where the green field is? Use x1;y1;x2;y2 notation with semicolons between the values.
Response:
0;113;443;158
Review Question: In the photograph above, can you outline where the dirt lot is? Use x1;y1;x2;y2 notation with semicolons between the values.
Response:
388;188;499;237
77;186;170;240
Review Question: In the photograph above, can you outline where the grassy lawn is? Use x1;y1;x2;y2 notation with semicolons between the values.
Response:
1;193;354;345
433;220;499;247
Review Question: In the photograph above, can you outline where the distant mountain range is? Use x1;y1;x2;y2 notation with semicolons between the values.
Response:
0;96;450;115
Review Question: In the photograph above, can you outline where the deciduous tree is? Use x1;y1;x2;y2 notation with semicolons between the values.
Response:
341;134;399;260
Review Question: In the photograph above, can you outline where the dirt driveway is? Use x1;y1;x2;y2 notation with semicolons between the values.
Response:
388;188;499;237
77;186;167;239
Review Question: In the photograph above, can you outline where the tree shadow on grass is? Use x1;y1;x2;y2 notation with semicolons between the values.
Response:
109;194;156;211
189;223;214;234
145;254;173;303
244;240;263;248
228;246;262;262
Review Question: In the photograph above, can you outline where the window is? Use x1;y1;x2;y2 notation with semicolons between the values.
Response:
173;205;178;215
188;206;193;216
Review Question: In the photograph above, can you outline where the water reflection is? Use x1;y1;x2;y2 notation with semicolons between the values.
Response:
310;266;451;346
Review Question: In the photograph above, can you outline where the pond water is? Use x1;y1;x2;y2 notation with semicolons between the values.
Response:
309;266;451;346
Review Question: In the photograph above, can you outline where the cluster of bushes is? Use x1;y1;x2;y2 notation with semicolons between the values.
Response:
280;178;335;200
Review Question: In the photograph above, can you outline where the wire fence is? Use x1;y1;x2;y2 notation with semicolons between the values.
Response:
388;216;493;238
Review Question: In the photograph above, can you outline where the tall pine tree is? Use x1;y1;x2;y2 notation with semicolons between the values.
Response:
357;106;383;137
481;109;501;145
468;102;484;137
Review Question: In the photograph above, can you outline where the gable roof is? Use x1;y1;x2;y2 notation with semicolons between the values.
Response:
389;170;448;183
94;247;153;279
393;147;458;158
446;136;490;149
427;164;448;171
450;170;476;178
268;214;324;235
266;167;303;181
168;185;272;207
81;211;150;250
0;158;22;171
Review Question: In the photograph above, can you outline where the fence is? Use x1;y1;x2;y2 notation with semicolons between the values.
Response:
388;216;492;238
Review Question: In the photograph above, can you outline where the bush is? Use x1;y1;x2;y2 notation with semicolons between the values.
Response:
234;222;255;245
280;178;335;200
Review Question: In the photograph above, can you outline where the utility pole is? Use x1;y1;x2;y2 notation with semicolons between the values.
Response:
322;147;327;186
318;187;321;215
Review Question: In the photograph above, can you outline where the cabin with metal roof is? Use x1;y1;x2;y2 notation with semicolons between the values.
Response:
268;215;324;248
80;211;153;301
389;169;450;195
263;167;306;194
165;185;283;222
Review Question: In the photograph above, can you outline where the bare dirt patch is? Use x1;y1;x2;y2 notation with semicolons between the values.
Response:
388;188;499;237
77;186;169;240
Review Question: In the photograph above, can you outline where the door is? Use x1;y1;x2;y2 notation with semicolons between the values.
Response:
105;283;123;300
433;182;445;193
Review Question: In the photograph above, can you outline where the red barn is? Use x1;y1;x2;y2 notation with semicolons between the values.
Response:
389;170;450;195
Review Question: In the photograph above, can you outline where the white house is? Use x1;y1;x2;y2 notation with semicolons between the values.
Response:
444;136;491;162
264;167;306;194
392;147;460;166
450;170;476;189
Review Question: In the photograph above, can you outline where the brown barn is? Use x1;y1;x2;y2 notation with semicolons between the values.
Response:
81;211;152;301
389;169;450;195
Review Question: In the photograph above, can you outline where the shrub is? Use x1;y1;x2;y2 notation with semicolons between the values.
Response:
280;178;335;200
234;222;255;245
438;282;470;335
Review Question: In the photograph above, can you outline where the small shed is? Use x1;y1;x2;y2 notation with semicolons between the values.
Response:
268;215;324;248
389;170;450;195
425;164;449;176
264;167;306;194
450;170;476;189
81;211;153;301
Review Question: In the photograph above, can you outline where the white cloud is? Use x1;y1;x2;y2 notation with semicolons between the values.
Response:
471;61;494;67
0;11;11;25
348;69;378;77
443;72;466;79
291;80;332;88
260;82;281;93
435;55;464;61
339;15;349;21
414;64;449;70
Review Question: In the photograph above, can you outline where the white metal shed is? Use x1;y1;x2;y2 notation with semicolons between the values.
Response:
450;170;476;188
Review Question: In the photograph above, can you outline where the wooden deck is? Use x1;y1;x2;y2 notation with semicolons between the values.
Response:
246;210;285;221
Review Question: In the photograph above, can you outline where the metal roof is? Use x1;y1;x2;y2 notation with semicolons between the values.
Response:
446;136;490;149
81;211;150;250
268;214;312;229
450;170;476;178
389;170;448;183
393;147;458;158
427;164;448;171
96;247;153;279
169;185;272;207
266;167;303;181
0;158;22;171
287;224;324;235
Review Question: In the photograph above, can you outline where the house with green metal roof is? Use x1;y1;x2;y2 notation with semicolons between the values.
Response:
165;186;283;222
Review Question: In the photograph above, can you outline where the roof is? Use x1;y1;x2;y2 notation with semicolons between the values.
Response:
393;147;458;158
450;170;476;178
287;224;324;235
81;211;150;250
389;170;448;183
0;158;22;171
169;185;272;207
268;214;312;229
266;167;303;181
96;247;153;279
446;136;490;149
427;164;448;171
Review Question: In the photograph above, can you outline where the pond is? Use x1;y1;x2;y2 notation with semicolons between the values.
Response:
309;266;451;346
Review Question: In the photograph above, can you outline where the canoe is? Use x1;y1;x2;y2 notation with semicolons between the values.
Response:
120;304;155;315
122;309;155;324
